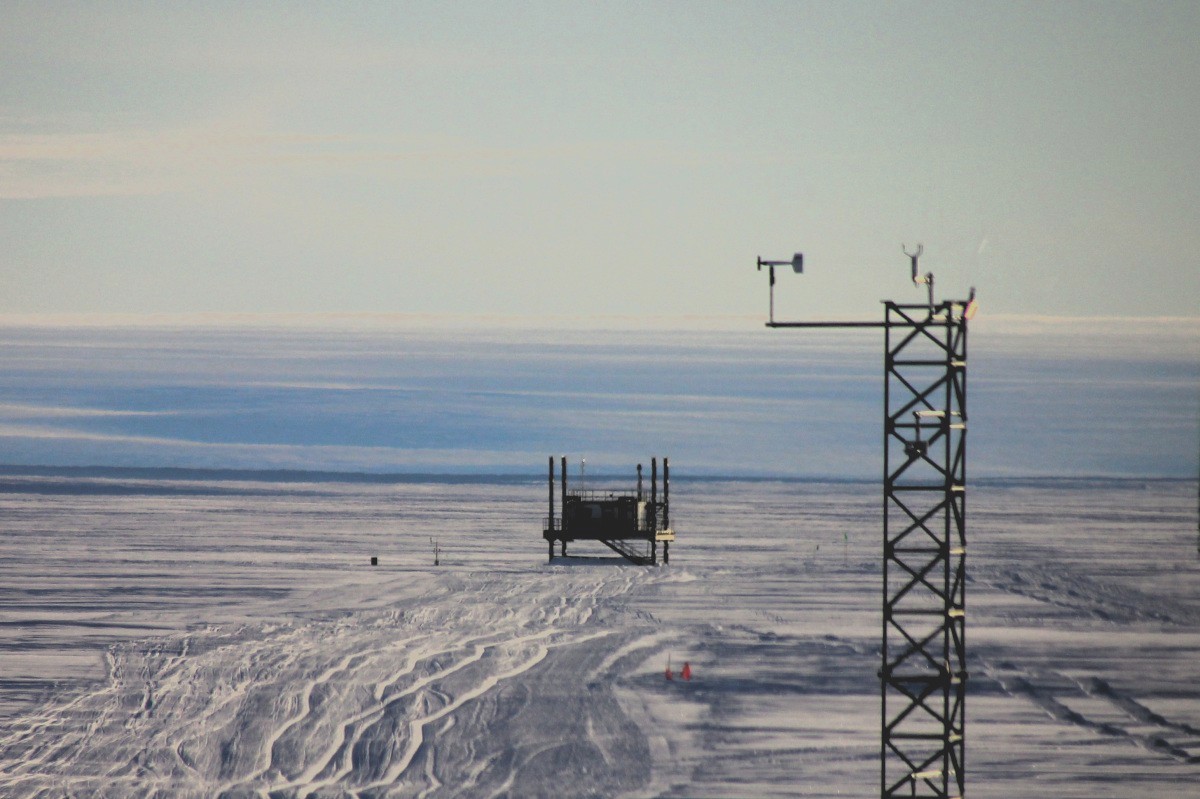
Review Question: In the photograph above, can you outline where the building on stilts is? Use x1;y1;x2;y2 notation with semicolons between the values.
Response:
542;456;675;565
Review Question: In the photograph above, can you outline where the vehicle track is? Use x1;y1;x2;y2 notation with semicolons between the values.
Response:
982;660;1200;765
0;565;660;798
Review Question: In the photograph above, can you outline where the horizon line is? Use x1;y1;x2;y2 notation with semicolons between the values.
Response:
0;311;1197;332
0;463;1192;485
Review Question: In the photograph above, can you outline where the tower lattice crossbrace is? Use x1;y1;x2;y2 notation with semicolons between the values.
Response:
881;300;968;799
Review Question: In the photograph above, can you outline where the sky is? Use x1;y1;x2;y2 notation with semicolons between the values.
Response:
1;2;1198;321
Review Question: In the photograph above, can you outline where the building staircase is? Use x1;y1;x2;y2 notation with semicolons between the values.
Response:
600;538;654;565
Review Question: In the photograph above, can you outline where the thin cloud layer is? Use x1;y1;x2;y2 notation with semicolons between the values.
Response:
0;323;1193;478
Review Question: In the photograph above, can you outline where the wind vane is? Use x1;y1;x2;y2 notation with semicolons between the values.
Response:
755;252;803;324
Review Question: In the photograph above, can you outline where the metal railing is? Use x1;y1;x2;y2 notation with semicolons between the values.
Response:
563;489;639;501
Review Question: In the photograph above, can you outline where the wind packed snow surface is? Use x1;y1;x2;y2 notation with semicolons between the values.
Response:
0;476;1197;798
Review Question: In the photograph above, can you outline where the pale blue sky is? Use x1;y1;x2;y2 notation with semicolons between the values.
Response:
2;2;1197;320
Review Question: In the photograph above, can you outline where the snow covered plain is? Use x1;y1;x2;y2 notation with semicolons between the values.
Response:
0;474;1196;797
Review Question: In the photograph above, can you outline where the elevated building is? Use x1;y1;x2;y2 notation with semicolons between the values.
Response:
543;456;675;565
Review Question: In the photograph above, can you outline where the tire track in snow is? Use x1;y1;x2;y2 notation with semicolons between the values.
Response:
223;633;426;792
290;623;619;794
0;565;654;797
350;632;557;795
267;568;642;795
278;635;501;794
977;563;1198;626
983;660;1200;765
354;628;616;798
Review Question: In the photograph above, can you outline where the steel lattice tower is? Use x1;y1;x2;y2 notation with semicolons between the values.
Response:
881;300;968;799
755;250;974;799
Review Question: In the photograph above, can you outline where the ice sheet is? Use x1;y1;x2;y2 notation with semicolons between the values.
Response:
0;476;1196;797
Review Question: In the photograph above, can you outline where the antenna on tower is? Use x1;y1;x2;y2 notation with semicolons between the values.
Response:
903;243;934;308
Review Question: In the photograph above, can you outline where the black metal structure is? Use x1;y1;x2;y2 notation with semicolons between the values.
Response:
543;456;675;565
880;299;968;799
757;249;975;799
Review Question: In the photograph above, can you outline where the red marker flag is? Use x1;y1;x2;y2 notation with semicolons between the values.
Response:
681;662;692;681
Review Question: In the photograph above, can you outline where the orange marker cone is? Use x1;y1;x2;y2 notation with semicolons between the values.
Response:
681;662;692;681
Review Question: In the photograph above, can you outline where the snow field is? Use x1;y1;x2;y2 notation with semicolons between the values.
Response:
0;476;1196;797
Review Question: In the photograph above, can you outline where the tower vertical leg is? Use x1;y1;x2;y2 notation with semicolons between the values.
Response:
548;455;556;563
